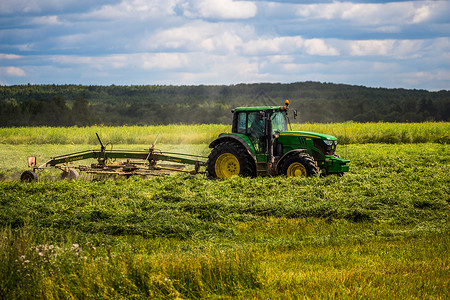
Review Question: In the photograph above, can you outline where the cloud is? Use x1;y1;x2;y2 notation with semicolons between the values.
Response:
143;21;251;53
0;66;26;76
0;53;22;59
349;40;405;57
412;4;431;24
346;38;449;59
82;0;179;21
182;0;257;19
0;0;117;15
50;52;191;71
31;15;61;25
243;36;338;56
174;54;261;84
296;1;445;26
140;53;190;70
303;39;339;56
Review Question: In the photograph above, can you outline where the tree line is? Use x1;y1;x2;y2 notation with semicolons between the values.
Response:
0;82;448;127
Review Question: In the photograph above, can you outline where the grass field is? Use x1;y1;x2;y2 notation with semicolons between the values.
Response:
0;122;448;145
0;124;449;299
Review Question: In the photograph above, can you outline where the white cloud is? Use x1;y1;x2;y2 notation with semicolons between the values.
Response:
13;44;36;51
304;39;339;56
350;40;396;56
243;36;338;56
412;5;431;24
182;0;257;19
143;22;251;53
402;70;450;87
296;1;445;26
348;39;439;59
140;53;190;70
174;55;261;84
267;55;294;64
0;0;116;15
32;15;61;25
50;53;190;71
82;0;179;20
0;66;26;76
0;54;22;59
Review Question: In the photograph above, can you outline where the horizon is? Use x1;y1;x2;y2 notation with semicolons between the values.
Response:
1;81;448;92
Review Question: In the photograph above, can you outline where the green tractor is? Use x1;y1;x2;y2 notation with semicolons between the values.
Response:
207;100;349;178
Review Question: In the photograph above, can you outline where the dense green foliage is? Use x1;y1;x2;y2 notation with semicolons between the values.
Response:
1;82;449;126
0;139;449;298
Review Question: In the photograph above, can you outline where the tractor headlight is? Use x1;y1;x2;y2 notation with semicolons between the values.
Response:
314;139;337;155
323;139;337;155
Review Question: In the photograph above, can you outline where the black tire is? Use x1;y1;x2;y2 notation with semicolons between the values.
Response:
207;141;255;178
280;153;319;177
21;170;38;182
61;168;79;180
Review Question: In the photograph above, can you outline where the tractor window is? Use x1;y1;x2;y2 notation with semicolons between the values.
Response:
235;111;265;153
236;112;265;137
247;112;265;153
272;111;288;133
237;112;247;134
248;112;265;138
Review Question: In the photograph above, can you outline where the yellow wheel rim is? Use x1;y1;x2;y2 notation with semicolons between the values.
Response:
287;162;307;177
215;153;240;178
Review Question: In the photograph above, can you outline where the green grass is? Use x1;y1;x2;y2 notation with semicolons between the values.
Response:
0;138;449;298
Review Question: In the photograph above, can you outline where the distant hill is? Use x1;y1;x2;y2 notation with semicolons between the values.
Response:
1;82;449;126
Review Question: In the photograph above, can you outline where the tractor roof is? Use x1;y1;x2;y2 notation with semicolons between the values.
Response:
233;106;286;112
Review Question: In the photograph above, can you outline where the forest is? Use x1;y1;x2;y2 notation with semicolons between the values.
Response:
0;82;449;126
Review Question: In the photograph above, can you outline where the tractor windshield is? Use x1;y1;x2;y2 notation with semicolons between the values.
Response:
272;111;288;133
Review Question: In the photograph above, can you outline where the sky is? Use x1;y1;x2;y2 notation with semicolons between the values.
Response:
0;0;449;91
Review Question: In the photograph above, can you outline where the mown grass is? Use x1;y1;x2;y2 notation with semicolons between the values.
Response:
0;140;449;298
0;122;448;144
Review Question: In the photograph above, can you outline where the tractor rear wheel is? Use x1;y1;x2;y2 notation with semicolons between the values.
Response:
21;170;38;182
281;153;319;177
207;141;255;178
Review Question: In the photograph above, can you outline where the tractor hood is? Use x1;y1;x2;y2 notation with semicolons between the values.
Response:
279;131;337;141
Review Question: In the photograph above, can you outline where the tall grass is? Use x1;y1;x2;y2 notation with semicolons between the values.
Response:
0;122;448;144
0;125;228;145
295;122;450;144
0;227;261;299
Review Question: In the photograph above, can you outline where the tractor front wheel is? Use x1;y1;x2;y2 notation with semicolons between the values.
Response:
281;154;319;177
207;142;255;179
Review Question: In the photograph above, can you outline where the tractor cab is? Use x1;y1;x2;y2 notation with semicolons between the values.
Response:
232;105;288;154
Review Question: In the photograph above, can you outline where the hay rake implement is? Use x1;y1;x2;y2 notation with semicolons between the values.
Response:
20;133;206;182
